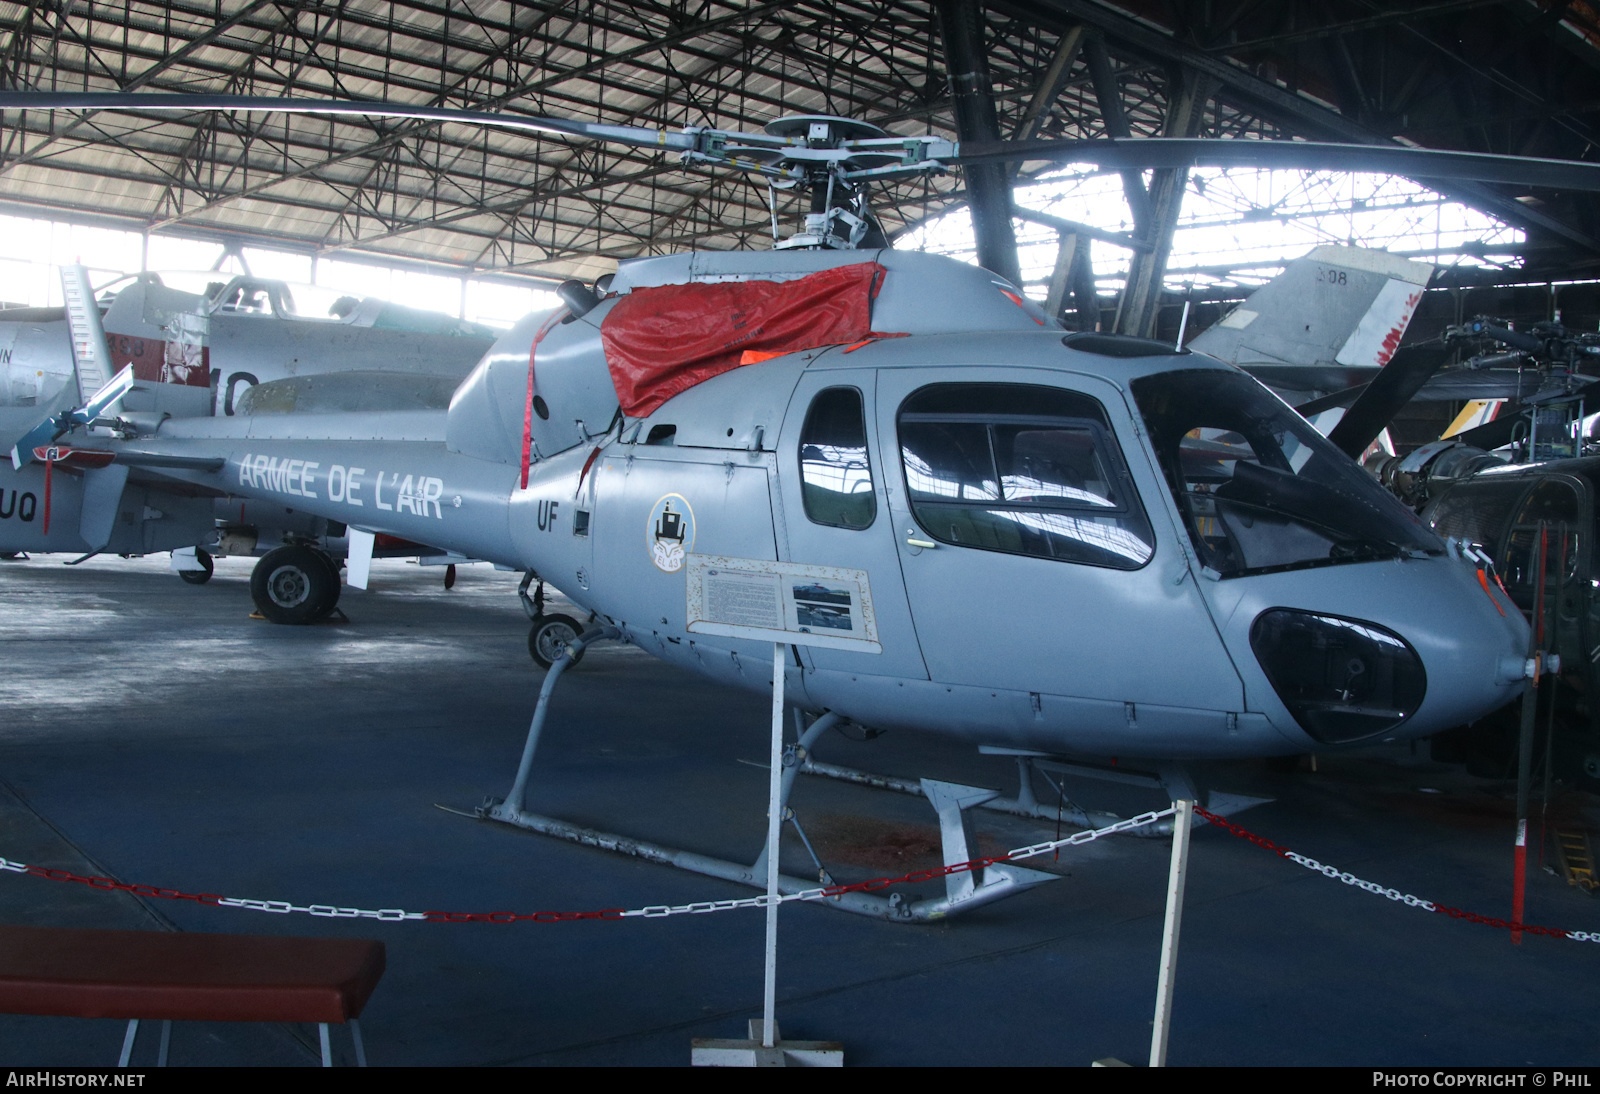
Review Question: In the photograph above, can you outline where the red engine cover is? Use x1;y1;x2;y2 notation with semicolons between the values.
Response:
600;261;886;418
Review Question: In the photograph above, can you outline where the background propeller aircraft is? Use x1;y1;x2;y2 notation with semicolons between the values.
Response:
0;268;497;419
0;264;497;604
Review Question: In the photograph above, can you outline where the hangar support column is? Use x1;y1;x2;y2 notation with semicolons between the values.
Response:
1116;68;1213;339
1084;33;1152;235
1015;208;1147;332
937;0;1022;287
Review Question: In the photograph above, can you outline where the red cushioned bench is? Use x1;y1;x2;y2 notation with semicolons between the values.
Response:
0;925;385;1067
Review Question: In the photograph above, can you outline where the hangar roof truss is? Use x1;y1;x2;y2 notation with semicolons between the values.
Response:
0;1;1595;286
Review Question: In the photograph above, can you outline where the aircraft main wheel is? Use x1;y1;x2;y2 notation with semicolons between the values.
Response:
528;614;585;669
178;548;214;585
250;545;340;624
310;548;343;617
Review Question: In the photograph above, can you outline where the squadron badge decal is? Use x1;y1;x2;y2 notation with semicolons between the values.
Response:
647;494;695;573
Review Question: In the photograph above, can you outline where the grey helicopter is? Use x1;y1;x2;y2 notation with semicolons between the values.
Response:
0;236;1438;652
2;90;1583;916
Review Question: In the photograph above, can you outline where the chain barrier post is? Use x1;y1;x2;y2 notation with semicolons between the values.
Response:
1514;520;1549;945
1149;798;1193;1068
762;641;785;1050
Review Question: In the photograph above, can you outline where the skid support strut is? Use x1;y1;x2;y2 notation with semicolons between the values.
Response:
803;749;1270;837
474;645;1054;921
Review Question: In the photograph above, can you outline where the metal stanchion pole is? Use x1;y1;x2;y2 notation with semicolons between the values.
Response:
1515;522;1549;945
1149;798;1193;1068
762;641;785;1049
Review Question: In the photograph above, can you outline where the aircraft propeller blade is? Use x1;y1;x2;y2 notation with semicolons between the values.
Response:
1326;342;1454;460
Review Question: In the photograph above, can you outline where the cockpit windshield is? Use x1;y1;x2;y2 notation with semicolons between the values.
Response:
1130;369;1442;577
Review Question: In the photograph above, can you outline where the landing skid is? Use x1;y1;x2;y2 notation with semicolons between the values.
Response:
461;630;1055;922
802;747;1272;837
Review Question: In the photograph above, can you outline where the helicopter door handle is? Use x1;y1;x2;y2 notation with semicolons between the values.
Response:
906;530;938;549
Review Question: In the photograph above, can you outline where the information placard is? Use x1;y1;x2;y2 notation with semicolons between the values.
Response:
685;554;881;653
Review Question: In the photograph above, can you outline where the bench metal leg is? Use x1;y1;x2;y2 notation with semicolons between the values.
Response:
119;1017;355;1067
117;1019;138;1067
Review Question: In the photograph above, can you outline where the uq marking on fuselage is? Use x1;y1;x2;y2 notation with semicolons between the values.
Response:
0;488;37;522
237;453;445;518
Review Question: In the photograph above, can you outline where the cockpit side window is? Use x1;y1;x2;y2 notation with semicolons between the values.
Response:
799;386;876;529
1131;369;1442;577
896;383;1155;570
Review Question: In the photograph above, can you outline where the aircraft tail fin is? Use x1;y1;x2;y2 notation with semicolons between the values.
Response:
7;266;135;470
1443;398;1505;439
1189;245;1434;375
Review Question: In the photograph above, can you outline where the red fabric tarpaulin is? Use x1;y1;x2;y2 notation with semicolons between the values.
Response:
600;261;888;418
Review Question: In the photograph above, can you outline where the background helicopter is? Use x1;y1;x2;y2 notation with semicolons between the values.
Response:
4;90;1593;911
1343;318;1600;790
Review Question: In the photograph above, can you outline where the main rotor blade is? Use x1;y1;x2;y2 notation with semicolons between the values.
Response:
0;92;699;152
1327;342;1453;460
953;137;1600;192
1293;383;1370;418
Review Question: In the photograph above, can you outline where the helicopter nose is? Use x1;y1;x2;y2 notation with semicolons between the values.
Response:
1249;609;1429;745
1232;555;1529;747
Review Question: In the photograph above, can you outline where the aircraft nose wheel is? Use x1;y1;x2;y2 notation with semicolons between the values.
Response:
527;614;585;669
249;545;341;624
178;548;214;585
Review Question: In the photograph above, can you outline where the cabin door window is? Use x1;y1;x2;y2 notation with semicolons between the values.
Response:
895;383;1154;570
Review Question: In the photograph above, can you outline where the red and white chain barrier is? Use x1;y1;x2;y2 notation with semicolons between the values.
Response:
1194;806;1600;943
0;807;1173;925
10;806;1589;938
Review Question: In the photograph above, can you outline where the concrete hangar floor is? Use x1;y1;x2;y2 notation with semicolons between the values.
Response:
0;554;1596;1067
